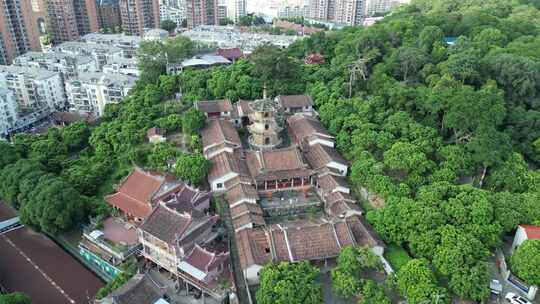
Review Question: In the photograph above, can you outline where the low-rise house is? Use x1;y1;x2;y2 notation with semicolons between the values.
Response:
324;191;362;219
215;48;244;62
178;244;229;284
207;150;251;192
245;147;315;192
195;99;234;120
153;182;212;213
512;224;540;252
95;272;168;304
168;55;230;74
139;203;218;272
231;202;265;232
305;143;348;176
103;57;140;77
201;119;242;159
236;216;383;284
316;173;350;197
147;127;166;144
287;114;335;148
276;95;314;116
105;168;166;223
138;203;229;300
224;183;259;208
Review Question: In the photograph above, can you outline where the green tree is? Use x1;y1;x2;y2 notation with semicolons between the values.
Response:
0;292;32;304
160;20;177;33
256;261;322;304
147;143;178;171
19;175;85;234
174;153;208;186
0;141;19;169
61;122;90;150
182;108;205;135
397;259;448;304
511;239;540;286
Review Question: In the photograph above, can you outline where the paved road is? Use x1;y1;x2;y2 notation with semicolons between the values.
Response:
0;203;104;304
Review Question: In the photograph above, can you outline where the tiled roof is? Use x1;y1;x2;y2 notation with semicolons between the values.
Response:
235;228;272;269
196;99;233;113
277;95;313;108
346;216;384;247
325;191;355;205
232;212;265;231
216;48;243;60
305;143;347;170
140;204;193;244
230;202;263;219
237;100;254;117
184;244;229;274
225;183;259;205
327;201;362;218
109;273;166;304
245;147;314;181
208;150;250;182
317;174;349;193
287;114;333;146
521;224;540;240
201;119;241;150
105;168;165;218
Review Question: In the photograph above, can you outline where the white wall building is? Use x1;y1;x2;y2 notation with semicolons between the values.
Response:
0;88;18;137
103;57;140;77
54;42;124;71
65;72;137;117
160;3;186;27
225;0;246;22
13;51;98;80
0;65;66;112
81;33;142;59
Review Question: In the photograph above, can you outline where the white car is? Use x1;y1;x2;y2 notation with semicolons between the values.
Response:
505;292;532;304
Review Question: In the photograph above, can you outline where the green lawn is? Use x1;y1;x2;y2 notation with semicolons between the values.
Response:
384;244;412;272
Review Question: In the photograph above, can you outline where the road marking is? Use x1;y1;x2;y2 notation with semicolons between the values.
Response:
2;236;77;304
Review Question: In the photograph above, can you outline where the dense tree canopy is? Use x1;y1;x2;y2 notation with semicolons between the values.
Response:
256;261;322;304
0;292;32;304
511;239;540;286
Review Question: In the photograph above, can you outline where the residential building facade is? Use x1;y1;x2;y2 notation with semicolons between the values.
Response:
96;0;122;30
185;0;218;28
44;0;99;43
225;0;245;23
82;33;141;58
65;72;136;116
14;51;99;79
0;87;18;136
0;65;66;111
119;0;159;35
0;0;42;64
308;0;365;26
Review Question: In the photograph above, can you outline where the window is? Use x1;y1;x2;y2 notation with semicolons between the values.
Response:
264;124;269;130
217;183;223;189
264;112;269;118
264;247;270;253
265;137;270;145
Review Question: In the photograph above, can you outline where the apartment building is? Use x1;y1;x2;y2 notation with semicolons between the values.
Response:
159;2;185;27
82;33;141;58
44;0;99;43
308;0;365;26
14;51;98;79
0;87;18;136
96;0;121;29
0;0;42;64
65;72;136;116
0;65;66;111
54;41;123;70
277;4;308;18
185;0;218;28
365;0;401;16
119;0;160;35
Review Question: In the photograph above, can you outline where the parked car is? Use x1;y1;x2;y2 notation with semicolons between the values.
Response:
505;292;532;304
